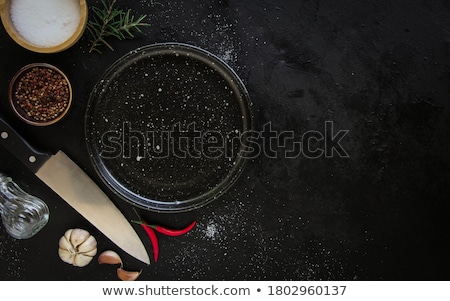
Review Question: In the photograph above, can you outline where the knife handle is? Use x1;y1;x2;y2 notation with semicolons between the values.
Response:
0;117;51;173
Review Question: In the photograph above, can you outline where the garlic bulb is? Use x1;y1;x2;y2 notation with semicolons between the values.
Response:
58;228;97;267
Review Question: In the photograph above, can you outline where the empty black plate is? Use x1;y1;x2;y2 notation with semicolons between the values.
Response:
85;43;253;212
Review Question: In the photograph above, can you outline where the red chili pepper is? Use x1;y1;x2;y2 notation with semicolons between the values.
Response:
152;221;196;236
131;214;195;262
140;223;159;262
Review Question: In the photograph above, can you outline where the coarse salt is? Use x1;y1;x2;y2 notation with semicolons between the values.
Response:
10;0;81;47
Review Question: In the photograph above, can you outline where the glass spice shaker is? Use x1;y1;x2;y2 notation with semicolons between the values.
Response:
0;172;49;239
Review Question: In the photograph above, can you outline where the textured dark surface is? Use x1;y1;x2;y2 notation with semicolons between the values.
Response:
0;0;450;280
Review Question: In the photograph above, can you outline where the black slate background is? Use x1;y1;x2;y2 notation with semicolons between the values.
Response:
0;0;449;280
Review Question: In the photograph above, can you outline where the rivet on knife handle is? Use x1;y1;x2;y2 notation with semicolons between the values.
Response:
0;117;51;172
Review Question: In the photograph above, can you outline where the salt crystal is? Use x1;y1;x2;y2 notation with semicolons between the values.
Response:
10;0;81;47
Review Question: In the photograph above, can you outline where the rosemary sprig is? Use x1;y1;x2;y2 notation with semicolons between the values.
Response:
87;0;149;53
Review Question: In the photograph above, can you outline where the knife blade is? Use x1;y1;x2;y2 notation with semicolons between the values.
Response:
0;117;150;265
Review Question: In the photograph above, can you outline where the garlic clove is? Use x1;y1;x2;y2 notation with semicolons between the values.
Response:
84;248;98;257
73;254;95;267
78;235;97;253
59;234;75;253
98;250;142;281
69;228;91;247
98;250;122;265
63;229;73;241
117;267;142;281
58;248;75;265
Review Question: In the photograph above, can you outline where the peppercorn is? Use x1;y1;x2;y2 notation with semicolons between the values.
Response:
13;66;70;123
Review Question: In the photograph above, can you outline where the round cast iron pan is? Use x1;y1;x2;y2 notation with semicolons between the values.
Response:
85;43;253;212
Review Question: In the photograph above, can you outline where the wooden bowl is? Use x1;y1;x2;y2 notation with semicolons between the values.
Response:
9;63;73;126
0;0;87;53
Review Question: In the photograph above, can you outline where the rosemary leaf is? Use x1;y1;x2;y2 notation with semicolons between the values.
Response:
87;0;149;53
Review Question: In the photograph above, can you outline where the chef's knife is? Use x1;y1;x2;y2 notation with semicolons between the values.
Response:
0;117;150;265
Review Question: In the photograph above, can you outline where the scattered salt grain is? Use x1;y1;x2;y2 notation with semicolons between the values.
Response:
204;222;218;240
10;0;81;47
